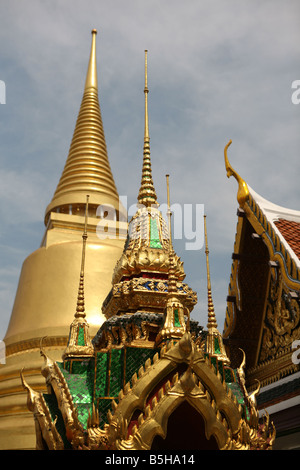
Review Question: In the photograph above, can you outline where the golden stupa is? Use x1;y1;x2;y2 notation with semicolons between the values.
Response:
0;30;127;450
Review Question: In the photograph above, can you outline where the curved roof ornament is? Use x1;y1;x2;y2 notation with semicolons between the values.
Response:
224;140;249;207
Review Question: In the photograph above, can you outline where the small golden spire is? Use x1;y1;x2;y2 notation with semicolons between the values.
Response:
156;175;186;344
204;215;218;330
138;50;158;207
166;174;177;294
204;214;230;364
75;195;89;319
224;140;249;206
63;195;94;359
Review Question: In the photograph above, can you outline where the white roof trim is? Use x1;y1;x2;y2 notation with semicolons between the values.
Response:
248;186;300;269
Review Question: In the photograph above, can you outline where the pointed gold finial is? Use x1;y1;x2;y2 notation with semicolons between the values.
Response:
84;29;98;90
204;215;217;329
224;140;249;206
144;49;149;140
166;174;172;247
156;175;186;344
166;174;176;294
138;50;158;207
204;214;230;364
63;195;94;359
75;195;89;319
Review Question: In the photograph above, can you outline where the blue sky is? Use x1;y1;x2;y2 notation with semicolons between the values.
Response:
0;0;299;340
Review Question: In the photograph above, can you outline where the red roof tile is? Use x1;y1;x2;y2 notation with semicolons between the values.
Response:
274;219;300;259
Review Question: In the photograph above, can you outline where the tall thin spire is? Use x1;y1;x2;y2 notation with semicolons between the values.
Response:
45;29;125;223
137;50;158;208
75;195;89;319
63;195;94;359
204;215;218;330
203;215;230;364
144;49;149;141
166;174;177;295
157;175;187;344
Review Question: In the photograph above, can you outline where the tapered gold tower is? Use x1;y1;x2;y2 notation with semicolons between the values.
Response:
45;29;123;222
0;30;127;450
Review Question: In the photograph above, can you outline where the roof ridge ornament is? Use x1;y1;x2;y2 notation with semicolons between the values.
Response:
137;50;158;208
224;140;249;207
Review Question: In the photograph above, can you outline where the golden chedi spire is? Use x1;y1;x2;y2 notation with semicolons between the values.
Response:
203;215;230;364
45;29;125;223
137;50;158;208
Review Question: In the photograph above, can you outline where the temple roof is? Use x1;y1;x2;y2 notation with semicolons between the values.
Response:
21;330;275;450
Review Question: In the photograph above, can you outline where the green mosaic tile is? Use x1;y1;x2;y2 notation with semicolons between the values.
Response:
125;347;159;385
95;352;109;398
71;359;93;375
174;308;181;327
76;403;93;429
109;349;124;397
214;336;221;354
77;326;85;346
150;217;162;249
57;361;94;405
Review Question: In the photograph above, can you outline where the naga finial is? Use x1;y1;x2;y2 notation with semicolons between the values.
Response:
224;140;249;207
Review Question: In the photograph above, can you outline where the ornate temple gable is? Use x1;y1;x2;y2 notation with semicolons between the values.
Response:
21;333;275;450
223;141;300;388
